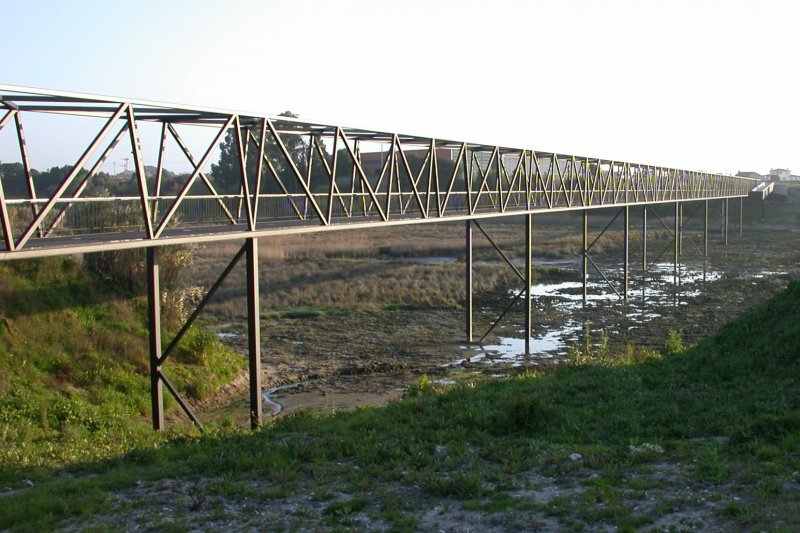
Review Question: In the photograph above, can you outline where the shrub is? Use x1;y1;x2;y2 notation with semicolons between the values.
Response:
663;329;684;356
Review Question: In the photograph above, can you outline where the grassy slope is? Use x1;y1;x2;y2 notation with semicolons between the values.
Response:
1;278;799;530
0;258;244;479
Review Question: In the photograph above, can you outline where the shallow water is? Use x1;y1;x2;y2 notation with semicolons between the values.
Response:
454;261;726;368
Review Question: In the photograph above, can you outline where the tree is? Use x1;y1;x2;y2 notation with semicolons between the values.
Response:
211;111;326;195
0;162;41;199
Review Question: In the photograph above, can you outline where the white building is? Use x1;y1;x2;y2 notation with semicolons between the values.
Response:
767;168;800;181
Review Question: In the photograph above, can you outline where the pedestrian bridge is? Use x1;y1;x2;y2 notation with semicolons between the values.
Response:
0;85;753;260
0;85;757;431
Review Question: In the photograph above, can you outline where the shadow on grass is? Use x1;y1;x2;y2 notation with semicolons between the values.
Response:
0;258;126;318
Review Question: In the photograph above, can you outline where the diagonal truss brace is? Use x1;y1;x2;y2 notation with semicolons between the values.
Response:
147;240;259;431
471;220;527;344
582;207;626;300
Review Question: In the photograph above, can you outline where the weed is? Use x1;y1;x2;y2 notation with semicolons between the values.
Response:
324;496;369;524
421;470;485;498
693;443;730;484
663;329;685;355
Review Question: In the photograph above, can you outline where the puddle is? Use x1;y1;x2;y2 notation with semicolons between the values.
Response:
444;261;725;368
744;270;787;280
262;380;319;416
481;328;571;359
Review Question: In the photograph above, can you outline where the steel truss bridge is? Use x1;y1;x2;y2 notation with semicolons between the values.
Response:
0;85;756;430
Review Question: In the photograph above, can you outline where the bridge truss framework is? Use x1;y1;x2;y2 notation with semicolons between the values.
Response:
0;85;755;430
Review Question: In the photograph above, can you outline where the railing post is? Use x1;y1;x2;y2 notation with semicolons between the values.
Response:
246;238;262;429
465;220;473;343
146;247;164;431
525;214;533;355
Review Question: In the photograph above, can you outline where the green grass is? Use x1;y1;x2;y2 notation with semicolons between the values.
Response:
1;271;799;530
0;258;245;483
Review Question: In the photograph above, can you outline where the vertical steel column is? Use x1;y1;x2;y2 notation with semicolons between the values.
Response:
623;206;629;302
678;203;683;256
146;247;164;431
246;238;262;429
673;202;680;276
525;214;533;355
642;206;647;272
465;220;473;343
704;200;709;257
724;199;729;246
582;210;588;305
739;197;743;238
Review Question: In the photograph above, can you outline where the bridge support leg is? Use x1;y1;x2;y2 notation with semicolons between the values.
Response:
246;238;262;429
525;214;533;355
465;220;473;343
642;206;647;272
739;197;743;238
704;200;709;257
678;203;683;257
623;206;629;302
582;210;588;305
724;199;729;246
146;247;164;431
674;202;680;276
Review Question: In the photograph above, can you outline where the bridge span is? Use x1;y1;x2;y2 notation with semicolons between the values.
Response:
0;85;756;430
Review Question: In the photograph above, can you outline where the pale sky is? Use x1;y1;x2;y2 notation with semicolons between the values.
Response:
1;0;799;176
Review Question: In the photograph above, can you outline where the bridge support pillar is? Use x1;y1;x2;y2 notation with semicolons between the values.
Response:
642;206;647;272
525;214;533;355
465;220;473;343
623;206;629;302
704;200;709;257
724;199;729;246
674;202;680;276
582;210;588;305
739;197;744;238
146;247;164;431
246;238;262;429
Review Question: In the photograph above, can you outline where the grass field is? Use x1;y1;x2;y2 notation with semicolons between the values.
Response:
0;258;245;478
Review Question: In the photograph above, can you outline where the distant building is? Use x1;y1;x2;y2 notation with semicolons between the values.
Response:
736;171;764;181
765;168;800;181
